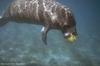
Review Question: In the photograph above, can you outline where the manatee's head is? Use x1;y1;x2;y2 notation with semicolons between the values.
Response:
61;8;78;43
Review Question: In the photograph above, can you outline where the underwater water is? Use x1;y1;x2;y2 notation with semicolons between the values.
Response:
0;0;100;66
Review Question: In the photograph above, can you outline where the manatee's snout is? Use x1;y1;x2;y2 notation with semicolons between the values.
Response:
63;25;78;43
64;31;78;43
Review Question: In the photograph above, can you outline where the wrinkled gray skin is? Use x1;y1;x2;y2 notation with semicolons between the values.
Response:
0;0;77;44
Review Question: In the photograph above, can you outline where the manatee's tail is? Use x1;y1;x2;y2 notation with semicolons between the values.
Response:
0;16;8;27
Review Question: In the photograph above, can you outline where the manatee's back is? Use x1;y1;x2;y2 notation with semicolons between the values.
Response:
3;0;39;20
3;0;57;20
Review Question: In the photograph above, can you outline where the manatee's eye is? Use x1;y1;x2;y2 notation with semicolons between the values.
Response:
62;25;71;33
63;25;71;29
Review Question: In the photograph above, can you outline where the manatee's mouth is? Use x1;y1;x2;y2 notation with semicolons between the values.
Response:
64;33;77;42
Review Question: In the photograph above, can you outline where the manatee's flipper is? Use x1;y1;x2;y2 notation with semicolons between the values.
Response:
41;26;50;45
0;16;9;27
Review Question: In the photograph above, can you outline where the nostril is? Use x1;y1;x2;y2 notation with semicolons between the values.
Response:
72;32;78;36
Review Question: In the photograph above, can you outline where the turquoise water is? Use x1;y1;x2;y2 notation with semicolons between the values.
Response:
0;0;100;66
